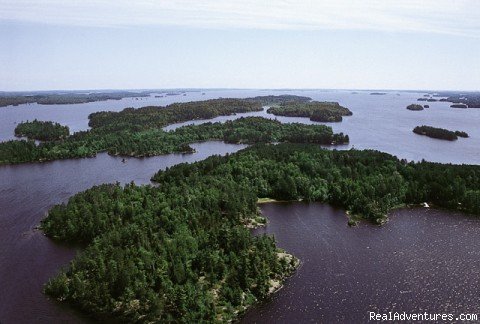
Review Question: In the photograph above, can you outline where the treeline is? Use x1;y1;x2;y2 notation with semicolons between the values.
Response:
14;120;70;141
42;143;480;322
246;95;312;105
267;101;353;122
413;125;469;141
0;91;151;107
0;117;348;164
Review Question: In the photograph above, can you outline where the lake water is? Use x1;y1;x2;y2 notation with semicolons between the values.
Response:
2;90;480;164
0;142;246;324
1;90;480;323
243;203;480;323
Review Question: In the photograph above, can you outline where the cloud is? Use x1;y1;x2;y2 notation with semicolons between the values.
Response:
0;0;478;36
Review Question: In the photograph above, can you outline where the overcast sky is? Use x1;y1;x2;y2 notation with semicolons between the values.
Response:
0;0;479;91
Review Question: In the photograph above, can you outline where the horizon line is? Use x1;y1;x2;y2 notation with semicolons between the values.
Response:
1;87;479;94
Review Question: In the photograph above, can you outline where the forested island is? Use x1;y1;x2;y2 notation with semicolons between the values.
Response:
14;120;69;141
0;91;153;107
406;104;424;111
41;143;480;322
413;125;469;141
0;97;348;164
429;92;480;108
266;101;353;122
451;104;468;109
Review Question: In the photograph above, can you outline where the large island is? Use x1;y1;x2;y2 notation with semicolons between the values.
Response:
41;143;480;322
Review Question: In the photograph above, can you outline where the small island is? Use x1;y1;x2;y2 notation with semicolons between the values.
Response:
451;104;468;109
406;104;424;111
267;101;353;122
413;125;469;141
14;120;69;141
424;105;430;108
370;92;387;95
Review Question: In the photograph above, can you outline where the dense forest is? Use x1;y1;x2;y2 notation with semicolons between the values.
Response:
267;101;353;122
0;117;348;164
0;97;349;164
0;91;152;107
406;104;424;111
42;143;480;322
14;120;70;141
87;98;264;131
413;125;468;141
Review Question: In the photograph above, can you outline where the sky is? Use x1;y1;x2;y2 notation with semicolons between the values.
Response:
0;0;479;91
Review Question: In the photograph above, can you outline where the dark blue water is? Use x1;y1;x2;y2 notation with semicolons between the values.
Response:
0;142;246;324
243;203;480;324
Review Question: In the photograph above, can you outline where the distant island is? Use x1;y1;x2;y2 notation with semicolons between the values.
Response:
14;120;69;141
418;96;438;102
370;92;387;95
418;91;480;108
406;104;424;111
451;104;468;109
0;91;153;107
267;100;353;122
413;125;469;141
0;96;349;164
